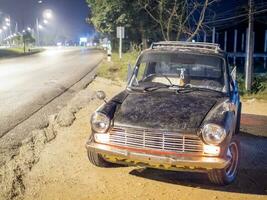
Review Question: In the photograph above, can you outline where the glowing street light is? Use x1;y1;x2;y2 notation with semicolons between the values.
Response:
6;22;10;27
27;27;31;31
43;9;53;19
3;26;7;30
38;24;43;29
5;18;10;22
43;19;48;24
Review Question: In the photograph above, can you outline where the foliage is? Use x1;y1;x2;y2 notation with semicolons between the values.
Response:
23;32;36;44
237;73;267;99
138;0;216;41
86;0;217;47
87;0;154;48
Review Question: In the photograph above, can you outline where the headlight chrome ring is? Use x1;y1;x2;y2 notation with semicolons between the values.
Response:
91;112;110;133
202;123;226;145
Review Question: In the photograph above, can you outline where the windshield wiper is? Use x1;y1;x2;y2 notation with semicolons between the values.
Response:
143;85;170;92
176;85;223;94
128;84;170;92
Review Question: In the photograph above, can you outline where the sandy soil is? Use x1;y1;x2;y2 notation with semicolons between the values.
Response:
22;78;267;200
242;99;267;116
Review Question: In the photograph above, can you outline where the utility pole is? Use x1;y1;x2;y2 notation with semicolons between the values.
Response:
245;0;254;91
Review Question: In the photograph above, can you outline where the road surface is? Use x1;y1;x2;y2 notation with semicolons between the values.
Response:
0;47;104;138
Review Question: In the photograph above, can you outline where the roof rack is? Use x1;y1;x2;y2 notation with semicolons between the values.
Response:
150;41;222;53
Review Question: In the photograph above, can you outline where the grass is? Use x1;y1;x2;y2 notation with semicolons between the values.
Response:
97;51;139;81
238;75;267;101
0;47;44;59
241;90;267;101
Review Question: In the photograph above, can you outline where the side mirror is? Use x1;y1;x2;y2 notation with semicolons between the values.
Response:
96;91;107;103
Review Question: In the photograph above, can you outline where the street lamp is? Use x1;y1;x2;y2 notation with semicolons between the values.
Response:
36;9;53;46
5;18;10;22
3;26;7;30
27;27;31;31
43;9;53;19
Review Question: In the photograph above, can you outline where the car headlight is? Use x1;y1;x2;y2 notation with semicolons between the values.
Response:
202;124;226;145
91;112;110;133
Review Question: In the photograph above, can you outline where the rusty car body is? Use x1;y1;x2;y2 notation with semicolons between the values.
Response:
86;42;241;185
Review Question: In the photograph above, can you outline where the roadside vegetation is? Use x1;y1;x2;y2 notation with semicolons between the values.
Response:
237;75;267;100
97;51;139;81
0;30;44;59
0;47;44;59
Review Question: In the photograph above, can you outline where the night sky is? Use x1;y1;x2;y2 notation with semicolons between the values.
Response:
0;0;93;41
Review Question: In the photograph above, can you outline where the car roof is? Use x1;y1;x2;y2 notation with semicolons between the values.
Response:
144;41;226;58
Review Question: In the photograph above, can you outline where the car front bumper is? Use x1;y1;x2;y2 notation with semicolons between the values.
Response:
86;142;230;171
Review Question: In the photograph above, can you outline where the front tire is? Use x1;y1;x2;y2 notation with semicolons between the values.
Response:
87;150;112;168
208;138;240;185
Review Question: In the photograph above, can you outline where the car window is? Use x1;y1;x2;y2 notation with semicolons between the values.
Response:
133;52;226;92
137;62;147;81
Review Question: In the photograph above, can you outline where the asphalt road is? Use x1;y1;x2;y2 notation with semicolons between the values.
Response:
0;47;104;138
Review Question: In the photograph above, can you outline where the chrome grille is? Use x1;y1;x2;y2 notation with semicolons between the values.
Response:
108;126;204;154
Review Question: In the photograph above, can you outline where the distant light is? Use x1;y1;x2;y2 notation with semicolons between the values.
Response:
38;0;43;3
57;42;62;46
38;25;43;29
22;30;26;33
80;37;87;43
27;27;31;31
192;40;196;43
13;33;17;36
3;26;7;30
5;18;10;22
43;9;53;19
6;22;10;27
43;19;48;24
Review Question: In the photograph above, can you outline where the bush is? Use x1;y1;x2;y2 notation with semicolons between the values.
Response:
237;73;267;99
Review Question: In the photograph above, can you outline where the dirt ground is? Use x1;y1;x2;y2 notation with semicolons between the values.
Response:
22;78;267;200
242;99;267;116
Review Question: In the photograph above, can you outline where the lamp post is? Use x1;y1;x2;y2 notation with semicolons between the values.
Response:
36;18;40;46
36;9;53;47
0;29;2;45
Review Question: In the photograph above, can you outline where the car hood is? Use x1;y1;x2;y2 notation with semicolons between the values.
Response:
113;90;219;132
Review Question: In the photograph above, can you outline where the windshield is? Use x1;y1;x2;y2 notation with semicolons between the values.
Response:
129;51;227;92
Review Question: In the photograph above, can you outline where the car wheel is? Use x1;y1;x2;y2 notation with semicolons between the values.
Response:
87;150;113;168
235;102;242;134
208;138;240;185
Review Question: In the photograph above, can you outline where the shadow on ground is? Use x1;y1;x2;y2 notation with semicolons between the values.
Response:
129;128;267;195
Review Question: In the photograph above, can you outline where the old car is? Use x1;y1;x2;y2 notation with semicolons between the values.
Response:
86;41;241;185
